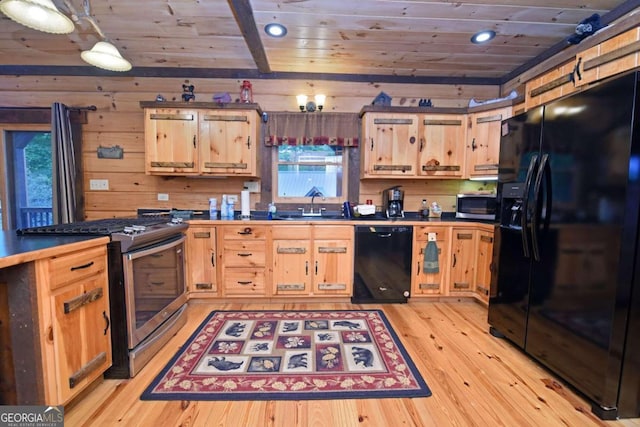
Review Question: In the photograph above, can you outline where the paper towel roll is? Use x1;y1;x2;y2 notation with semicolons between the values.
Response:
241;190;251;217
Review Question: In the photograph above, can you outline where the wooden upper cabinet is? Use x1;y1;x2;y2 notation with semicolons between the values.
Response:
525;59;578;110
577;27;640;87
142;102;261;177
418;114;466;178
144;108;199;175
465;107;512;178
361;112;419;178
199;110;259;176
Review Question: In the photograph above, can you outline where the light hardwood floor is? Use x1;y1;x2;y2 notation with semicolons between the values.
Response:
65;301;640;427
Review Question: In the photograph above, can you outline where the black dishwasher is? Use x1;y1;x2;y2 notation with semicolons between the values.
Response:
352;225;413;303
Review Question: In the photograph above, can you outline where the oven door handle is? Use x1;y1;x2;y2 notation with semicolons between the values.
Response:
125;235;186;260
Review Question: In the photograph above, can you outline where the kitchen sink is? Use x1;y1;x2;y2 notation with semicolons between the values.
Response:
272;214;345;220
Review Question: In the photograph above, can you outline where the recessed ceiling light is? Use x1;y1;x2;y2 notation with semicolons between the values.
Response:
265;23;287;38
471;30;496;44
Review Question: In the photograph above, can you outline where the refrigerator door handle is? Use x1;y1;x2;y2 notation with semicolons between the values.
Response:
521;154;539;258
531;154;551;262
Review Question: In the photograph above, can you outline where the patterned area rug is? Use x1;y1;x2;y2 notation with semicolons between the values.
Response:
141;310;431;400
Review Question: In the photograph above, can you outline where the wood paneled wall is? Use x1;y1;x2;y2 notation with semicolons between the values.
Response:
0;76;500;219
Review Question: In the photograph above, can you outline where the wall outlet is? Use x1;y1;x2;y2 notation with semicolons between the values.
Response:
228;194;238;203
244;181;260;193
157;193;169;201
89;179;109;190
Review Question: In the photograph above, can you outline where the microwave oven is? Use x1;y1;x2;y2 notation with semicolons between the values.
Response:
456;193;497;220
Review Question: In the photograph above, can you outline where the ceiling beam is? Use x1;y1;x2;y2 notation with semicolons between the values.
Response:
227;0;271;73
0;65;501;85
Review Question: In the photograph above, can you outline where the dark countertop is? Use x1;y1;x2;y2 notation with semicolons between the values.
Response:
0;231;110;268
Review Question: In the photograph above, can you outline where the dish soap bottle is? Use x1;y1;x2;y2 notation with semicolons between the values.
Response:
420;199;430;219
220;195;228;219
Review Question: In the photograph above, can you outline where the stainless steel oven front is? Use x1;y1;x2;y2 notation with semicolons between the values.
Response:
119;235;187;376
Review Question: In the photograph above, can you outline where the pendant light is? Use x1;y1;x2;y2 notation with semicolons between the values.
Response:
0;0;74;34
81;40;132;72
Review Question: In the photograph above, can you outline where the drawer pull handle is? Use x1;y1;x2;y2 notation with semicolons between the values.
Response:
151;281;165;286
421;164;461;172
277;247;306;254
318;247;347;254
63;287;103;314
211;252;215;267
150;161;195;168
70;261;94;271
204;162;248;169
238;228;253;235
103;311;110;335
277;283;305;291
237;253;252;257
69;352;107;389
237;281;253;285
318;283;346;290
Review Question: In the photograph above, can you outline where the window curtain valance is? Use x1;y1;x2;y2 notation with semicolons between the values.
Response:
264;112;359;147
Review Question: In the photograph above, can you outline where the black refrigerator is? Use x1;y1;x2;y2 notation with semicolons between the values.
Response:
489;71;640;419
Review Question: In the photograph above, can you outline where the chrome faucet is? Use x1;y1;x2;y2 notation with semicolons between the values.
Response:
300;190;325;216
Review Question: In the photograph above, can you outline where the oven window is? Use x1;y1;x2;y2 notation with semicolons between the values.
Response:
130;241;185;330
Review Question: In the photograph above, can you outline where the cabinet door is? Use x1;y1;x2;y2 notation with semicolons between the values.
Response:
466;107;511;178
144;108;199;175
577;27;640;87
361;113;419;177
313;239;353;296
475;230;494;302
199;110;258;176
186;226;217;295
412;227;450;296
449;229;476;294
418;114;466;178
273;240;312;295
525;59;577;109
52;276;111;403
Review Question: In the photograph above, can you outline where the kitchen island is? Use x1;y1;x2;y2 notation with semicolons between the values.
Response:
0;232;111;406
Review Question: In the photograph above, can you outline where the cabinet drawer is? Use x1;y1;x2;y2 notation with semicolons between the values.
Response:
414;226;449;243
272;226;311;239
313;225;353;240
224;268;266;295
133;268;181;297
222;225;267;240
49;246;107;290
224;241;265;267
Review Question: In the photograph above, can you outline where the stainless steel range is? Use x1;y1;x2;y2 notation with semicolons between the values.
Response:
18;217;188;377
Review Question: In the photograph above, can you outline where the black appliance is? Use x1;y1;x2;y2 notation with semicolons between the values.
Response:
18;217;188;378
489;71;640;419
352;225;412;303
382;186;405;218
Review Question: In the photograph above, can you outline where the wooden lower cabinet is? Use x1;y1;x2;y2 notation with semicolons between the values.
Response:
313;226;353;296
219;225;267;297
186;226;218;296
449;228;477;294
411;225;494;301
474;230;494;303
412;226;450;296
272;225;353;297
37;245;111;405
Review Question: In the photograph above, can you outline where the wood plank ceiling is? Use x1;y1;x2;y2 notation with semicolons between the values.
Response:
0;0;637;84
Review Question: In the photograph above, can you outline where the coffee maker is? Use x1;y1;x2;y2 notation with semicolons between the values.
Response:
383;186;405;218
